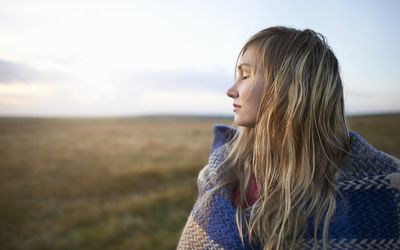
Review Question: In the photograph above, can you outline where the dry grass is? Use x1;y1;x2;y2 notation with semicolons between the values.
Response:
0;114;398;250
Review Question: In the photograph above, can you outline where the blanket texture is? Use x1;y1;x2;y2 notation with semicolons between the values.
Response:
177;125;400;249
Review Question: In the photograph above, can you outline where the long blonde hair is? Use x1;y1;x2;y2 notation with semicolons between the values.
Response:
201;26;350;250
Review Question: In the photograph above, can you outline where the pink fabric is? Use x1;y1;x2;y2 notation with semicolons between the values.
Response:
231;173;259;208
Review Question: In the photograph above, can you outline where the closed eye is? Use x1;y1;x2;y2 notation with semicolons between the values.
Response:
241;76;249;80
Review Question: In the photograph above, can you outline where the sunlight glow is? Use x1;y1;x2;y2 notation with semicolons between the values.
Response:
0;0;399;116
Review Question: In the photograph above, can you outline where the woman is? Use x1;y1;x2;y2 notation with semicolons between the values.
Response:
177;26;400;250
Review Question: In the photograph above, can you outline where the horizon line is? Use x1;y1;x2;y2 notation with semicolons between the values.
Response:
0;111;399;119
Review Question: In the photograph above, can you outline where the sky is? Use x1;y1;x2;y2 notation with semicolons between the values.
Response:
0;0;399;117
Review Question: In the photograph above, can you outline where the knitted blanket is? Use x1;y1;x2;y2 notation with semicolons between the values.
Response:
177;125;400;250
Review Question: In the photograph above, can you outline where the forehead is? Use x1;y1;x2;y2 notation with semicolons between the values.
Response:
238;46;257;69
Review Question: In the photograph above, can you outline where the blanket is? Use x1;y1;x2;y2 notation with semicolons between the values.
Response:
177;125;400;249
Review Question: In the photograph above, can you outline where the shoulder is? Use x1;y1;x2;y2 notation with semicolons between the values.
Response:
335;130;400;189
197;125;237;194
210;124;237;153
327;131;400;243
207;124;237;169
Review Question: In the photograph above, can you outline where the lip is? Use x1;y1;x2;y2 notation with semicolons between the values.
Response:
233;103;241;112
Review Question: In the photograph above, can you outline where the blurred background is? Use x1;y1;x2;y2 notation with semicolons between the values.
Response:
0;0;399;249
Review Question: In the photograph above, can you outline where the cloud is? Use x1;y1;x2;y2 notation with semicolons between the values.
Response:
52;67;234;116
0;59;71;84
344;86;400;114
108;67;234;114
138;89;231;115
117;67;233;92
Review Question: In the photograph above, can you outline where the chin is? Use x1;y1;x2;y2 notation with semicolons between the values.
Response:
234;117;255;128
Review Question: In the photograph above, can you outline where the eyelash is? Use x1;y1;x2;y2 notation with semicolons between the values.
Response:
241;76;249;80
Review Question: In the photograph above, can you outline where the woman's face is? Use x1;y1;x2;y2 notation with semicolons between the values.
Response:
226;46;264;128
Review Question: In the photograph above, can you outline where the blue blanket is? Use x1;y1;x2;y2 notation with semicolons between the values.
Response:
178;125;400;249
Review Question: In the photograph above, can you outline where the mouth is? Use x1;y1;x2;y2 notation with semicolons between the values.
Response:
233;103;241;112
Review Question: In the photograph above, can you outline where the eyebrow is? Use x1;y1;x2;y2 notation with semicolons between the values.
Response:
237;63;251;70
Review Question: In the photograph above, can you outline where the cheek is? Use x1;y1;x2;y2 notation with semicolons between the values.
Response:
239;85;255;105
253;80;265;106
238;84;248;98
254;91;264;107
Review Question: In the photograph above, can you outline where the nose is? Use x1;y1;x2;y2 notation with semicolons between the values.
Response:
226;85;239;99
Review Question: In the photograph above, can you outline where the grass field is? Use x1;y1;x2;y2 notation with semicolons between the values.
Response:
0;114;399;250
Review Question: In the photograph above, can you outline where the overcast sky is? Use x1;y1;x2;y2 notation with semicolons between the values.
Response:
0;0;399;117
